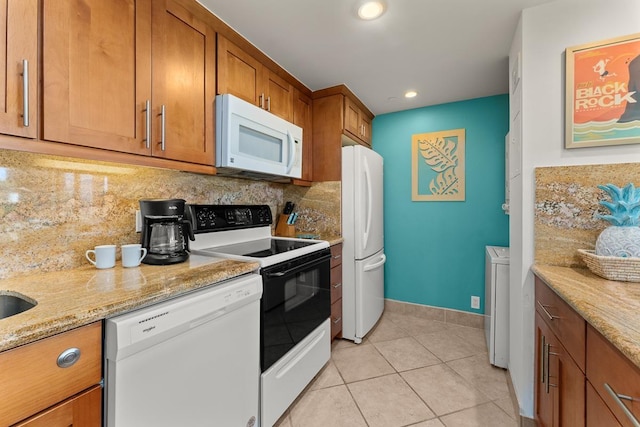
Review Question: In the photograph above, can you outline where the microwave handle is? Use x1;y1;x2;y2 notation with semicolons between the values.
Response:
285;131;296;174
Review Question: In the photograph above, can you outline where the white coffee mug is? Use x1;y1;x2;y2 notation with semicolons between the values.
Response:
121;244;147;268
85;245;116;269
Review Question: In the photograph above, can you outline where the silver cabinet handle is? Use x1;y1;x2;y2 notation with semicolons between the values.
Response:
332;282;342;289
159;105;166;151
267;96;271;112
537;301;558;321
544;341;550;393
540;335;546;384
332;316;341;324
57;347;81;368
259;93;265;109
604;383;640;427
333;254;342;260
143;100;151;149
21;59;29;127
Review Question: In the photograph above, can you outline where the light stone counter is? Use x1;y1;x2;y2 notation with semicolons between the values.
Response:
532;264;640;369
0;256;259;352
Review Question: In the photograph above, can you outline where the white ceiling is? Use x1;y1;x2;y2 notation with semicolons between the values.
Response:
197;0;555;115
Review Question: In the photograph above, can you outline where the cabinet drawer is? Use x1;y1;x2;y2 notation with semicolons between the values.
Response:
330;264;343;304
587;381;622;427
535;276;586;371
331;299;343;339
587;325;640;427
0;322;102;426
14;384;102;427
330;244;342;268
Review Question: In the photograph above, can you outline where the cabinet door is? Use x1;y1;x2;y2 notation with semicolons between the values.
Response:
264;69;293;121
311;94;343;182
42;0;152;155
217;35;263;107
535;312;585;427
587;382;622;427
14;385;101;427
587;325;640;427
293;89;313;182
0;0;37;138
151;0;215;165
535;312;557;427
360;114;372;146
344;96;361;141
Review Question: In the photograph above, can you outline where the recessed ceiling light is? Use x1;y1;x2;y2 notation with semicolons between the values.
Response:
404;90;418;98
357;1;386;20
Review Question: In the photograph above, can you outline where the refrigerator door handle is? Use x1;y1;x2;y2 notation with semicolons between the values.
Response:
362;157;372;250
363;254;386;271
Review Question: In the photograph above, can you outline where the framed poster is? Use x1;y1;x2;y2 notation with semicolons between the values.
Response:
565;33;640;148
412;128;465;201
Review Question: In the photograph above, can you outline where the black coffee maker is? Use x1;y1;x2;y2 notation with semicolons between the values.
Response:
139;199;195;265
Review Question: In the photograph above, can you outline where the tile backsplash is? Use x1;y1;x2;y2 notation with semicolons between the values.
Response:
0;149;340;279
535;162;640;267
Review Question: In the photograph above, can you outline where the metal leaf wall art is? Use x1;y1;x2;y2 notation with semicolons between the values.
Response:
412;129;465;201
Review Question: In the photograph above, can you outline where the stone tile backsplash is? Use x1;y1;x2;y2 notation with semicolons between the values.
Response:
535;162;640;267
0;149;340;279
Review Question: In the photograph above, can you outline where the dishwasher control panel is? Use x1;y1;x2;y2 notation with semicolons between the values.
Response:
104;274;262;356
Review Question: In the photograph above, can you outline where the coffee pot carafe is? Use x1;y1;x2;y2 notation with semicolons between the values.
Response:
139;199;195;265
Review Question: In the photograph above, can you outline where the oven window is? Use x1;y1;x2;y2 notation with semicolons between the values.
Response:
261;252;330;371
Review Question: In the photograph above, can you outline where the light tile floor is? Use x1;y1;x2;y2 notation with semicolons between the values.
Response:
274;311;519;427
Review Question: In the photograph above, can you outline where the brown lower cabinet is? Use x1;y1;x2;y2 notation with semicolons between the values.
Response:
587;382;622;427
535;311;585;427
587;324;640;427
14;385;101;427
330;243;343;340
0;322;102;426
535;274;640;427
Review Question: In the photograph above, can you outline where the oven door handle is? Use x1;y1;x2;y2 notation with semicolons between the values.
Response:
264;254;331;278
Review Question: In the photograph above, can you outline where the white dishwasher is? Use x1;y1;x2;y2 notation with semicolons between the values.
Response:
104;272;262;427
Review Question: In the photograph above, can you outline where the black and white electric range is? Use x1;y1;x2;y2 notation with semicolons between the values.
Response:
186;204;331;427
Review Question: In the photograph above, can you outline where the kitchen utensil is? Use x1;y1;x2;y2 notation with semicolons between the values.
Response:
284;202;294;214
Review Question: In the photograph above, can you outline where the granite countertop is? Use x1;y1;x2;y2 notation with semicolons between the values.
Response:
532;264;640;369
0;255;259;352
323;235;343;246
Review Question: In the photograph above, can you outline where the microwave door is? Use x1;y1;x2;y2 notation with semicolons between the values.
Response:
230;116;289;175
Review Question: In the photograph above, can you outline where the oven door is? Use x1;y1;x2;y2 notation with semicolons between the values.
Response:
260;249;331;371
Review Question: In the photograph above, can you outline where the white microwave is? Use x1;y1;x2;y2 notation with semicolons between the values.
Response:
215;94;303;180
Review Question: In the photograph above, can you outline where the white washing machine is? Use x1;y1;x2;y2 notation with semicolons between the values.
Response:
485;246;510;369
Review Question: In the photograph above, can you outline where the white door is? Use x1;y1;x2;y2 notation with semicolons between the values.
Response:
353;145;384;260
355;249;386;340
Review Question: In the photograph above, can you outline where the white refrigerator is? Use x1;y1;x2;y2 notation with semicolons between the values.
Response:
341;145;386;343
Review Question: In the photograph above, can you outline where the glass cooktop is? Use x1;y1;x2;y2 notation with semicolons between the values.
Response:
204;238;319;258
244;239;317;257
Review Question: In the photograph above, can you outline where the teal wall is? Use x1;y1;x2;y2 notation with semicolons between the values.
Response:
373;95;509;314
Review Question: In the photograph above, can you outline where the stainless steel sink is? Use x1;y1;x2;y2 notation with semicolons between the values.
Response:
0;292;37;319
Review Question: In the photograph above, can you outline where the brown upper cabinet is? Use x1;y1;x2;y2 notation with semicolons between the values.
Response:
217;35;294;122
344;96;372;147
312;85;374;181
42;0;215;165
292;88;313;184
0;0;38;139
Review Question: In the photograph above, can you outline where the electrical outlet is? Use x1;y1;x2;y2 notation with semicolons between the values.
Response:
135;210;142;233
471;296;480;310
